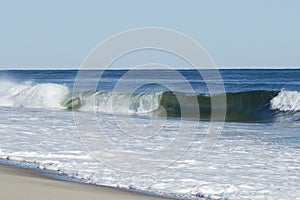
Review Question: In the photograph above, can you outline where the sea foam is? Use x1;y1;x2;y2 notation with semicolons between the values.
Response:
270;90;300;111
0;81;69;109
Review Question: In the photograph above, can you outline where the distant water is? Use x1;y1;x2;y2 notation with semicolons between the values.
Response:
0;69;299;199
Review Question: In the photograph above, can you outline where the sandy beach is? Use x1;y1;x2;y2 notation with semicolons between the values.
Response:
0;164;168;200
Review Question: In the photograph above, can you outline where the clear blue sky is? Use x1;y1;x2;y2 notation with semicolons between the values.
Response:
0;0;299;69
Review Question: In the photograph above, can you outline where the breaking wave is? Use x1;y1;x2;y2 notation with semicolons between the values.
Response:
270;90;300;112
1;80;299;122
0;81;69;109
61;90;300;122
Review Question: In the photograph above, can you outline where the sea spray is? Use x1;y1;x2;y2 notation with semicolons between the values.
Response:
270;90;300;111
0;81;69;109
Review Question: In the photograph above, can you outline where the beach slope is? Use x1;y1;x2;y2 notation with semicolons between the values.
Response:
0;165;168;200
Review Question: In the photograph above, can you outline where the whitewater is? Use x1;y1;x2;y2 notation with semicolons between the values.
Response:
0;69;300;199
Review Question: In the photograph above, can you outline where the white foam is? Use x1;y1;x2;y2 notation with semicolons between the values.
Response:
0;81;69;109
0;107;300;199
270;90;300;111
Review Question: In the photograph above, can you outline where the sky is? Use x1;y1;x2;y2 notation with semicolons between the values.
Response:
0;0;299;69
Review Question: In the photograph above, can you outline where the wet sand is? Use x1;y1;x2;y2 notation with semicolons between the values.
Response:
0;164;168;200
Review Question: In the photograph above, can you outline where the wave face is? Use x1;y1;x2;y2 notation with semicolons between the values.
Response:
161;90;280;122
60;90;300;122
0;81;69;109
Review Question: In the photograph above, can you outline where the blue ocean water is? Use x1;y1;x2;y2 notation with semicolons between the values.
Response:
2;69;300;92
0;69;299;199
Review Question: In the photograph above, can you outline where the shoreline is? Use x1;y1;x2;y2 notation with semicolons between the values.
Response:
0;163;169;200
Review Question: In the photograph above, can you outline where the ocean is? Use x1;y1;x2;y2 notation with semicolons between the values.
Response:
0;69;299;199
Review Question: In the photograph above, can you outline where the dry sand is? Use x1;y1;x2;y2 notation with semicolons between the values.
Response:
0;164;169;200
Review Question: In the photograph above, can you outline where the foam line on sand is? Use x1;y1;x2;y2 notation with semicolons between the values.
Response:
0;164;168;200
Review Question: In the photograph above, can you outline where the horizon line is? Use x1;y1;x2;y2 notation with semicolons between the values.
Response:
0;66;300;70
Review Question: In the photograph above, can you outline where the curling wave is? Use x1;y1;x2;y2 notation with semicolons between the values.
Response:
61;90;300;122
1;81;299;122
